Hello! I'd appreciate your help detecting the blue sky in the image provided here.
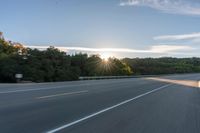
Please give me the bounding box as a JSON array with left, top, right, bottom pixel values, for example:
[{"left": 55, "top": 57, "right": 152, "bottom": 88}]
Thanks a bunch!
[{"left": 1, "top": 0, "right": 200, "bottom": 58}]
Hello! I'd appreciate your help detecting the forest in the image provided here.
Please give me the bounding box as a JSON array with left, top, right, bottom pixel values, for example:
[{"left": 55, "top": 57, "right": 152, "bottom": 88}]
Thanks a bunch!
[
  {"left": 1, "top": 32, "right": 200, "bottom": 83},
  {"left": 0, "top": 33, "right": 132, "bottom": 82}
]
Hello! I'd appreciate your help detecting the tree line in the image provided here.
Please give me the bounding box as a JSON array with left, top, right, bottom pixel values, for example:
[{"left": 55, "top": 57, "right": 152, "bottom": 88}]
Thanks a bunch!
[
  {"left": 123, "top": 57, "right": 200, "bottom": 75},
  {"left": 1, "top": 32, "right": 200, "bottom": 83},
  {"left": 0, "top": 33, "right": 132, "bottom": 82}
]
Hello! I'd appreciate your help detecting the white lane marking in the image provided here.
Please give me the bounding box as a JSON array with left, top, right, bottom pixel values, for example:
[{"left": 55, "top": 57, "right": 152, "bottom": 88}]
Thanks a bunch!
[
  {"left": 0, "top": 85, "right": 69, "bottom": 94},
  {"left": 46, "top": 84, "right": 172, "bottom": 133},
  {"left": 0, "top": 79, "right": 138, "bottom": 94},
  {"left": 37, "top": 90, "right": 88, "bottom": 99}
]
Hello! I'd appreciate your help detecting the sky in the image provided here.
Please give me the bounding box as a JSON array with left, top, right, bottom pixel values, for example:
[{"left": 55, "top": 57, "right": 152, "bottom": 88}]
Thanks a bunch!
[{"left": 1, "top": 0, "right": 200, "bottom": 58}]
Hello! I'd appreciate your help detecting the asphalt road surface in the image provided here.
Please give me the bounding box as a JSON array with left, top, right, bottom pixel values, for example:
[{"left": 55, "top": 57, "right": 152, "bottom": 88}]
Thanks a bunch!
[{"left": 0, "top": 74, "right": 200, "bottom": 133}]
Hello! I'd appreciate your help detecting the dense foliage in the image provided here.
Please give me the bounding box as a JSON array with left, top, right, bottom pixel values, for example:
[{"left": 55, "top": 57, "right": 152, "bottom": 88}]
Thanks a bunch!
[
  {"left": 0, "top": 33, "right": 132, "bottom": 82},
  {"left": 1, "top": 32, "right": 200, "bottom": 83},
  {"left": 123, "top": 58, "right": 200, "bottom": 75}
]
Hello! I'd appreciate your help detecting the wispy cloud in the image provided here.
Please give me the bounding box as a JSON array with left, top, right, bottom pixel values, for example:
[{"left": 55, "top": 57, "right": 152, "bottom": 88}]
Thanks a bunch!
[
  {"left": 154, "top": 32, "right": 200, "bottom": 41},
  {"left": 120, "top": 0, "right": 200, "bottom": 15},
  {"left": 26, "top": 45, "right": 193, "bottom": 54},
  {"left": 27, "top": 46, "right": 147, "bottom": 53},
  {"left": 150, "top": 45, "right": 193, "bottom": 53}
]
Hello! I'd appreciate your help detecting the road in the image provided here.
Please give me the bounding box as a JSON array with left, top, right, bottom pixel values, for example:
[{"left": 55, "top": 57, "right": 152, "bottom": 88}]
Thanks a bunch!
[{"left": 0, "top": 74, "right": 200, "bottom": 133}]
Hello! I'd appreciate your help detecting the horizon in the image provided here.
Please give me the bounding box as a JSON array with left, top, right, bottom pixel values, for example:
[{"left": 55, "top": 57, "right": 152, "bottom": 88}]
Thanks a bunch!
[
  {"left": 1, "top": 0, "right": 200, "bottom": 58},
  {"left": 22, "top": 45, "right": 200, "bottom": 59}
]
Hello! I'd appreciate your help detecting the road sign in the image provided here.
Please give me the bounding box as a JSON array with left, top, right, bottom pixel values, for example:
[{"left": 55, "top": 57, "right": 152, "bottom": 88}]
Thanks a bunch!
[{"left": 15, "top": 74, "right": 23, "bottom": 79}]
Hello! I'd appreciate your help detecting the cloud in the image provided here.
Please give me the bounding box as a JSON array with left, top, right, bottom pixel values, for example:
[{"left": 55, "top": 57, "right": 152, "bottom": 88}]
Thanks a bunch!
[
  {"left": 192, "top": 38, "right": 200, "bottom": 43},
  {"left": 25, "top": 45, "right": 193, "bottom": 54},
  {"left": 120, "top": 0, "right": 200, "bottom": 15},
  {"left": 150, "top": 45, "right": 194, "bottom": 53},
  {"left": 26, "top": 46, "right": 149, "bottom": 53},
  {"left": 154, "top": 32, "right": 200, "bottom": 41}
]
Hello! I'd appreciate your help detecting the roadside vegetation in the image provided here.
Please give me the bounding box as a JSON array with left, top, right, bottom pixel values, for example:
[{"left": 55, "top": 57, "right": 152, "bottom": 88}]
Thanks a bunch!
[
  {"left": 1, "top": 32, "right": 200, "bottom": 83},
  {"left": 123, "top": 58, "right": 200, "bottom": 75},
  {"left": 0, "top": 32, "right": 132, "bottom": 82}
]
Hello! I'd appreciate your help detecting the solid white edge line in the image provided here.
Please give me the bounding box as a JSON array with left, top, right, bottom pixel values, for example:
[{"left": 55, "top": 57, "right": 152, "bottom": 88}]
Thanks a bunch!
[
  {"left": 37, "top": 90, "right": 88, "bottom": 99},
  {"left": 46, "top": 84, "right": 172, "bottom": 133}
]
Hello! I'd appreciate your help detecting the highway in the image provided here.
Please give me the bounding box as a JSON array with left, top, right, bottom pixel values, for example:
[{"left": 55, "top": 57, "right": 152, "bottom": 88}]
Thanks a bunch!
[{"left": 0, "top": 74, "right": 200, "bottom": 133}]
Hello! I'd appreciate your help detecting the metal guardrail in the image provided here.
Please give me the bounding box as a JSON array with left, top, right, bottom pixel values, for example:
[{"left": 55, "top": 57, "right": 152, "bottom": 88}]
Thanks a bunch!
[
  {"left": 79, "top": 75, "right": 200, "bottom": 88},
  {"left": 78, "top": 74, "right": 186, "bottom": 80},
  {"left": 79, "top": 75, "right": 150, "bottom": 80}
]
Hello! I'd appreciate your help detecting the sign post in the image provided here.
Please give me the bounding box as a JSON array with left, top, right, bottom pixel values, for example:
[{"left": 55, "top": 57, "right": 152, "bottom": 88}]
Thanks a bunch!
[{"left": 15, "top": 74, "right": 23, "bottom": 83}]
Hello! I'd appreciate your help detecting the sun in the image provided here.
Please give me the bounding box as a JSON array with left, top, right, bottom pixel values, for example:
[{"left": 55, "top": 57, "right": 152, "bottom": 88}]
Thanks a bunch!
[{"left": 100, "top": 53, "right": 111, "bottom": 62}]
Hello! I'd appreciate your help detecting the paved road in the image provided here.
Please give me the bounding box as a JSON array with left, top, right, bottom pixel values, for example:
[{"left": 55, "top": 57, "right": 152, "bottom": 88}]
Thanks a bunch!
[{"left": 0, "top": 74, "right": 200, "bottom": 133}]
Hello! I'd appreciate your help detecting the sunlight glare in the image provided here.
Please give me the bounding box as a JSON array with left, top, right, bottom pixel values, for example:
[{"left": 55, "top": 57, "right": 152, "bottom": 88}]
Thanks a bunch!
[{"left": 100, "top": 53, "right": 111, "bottom": 62}]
